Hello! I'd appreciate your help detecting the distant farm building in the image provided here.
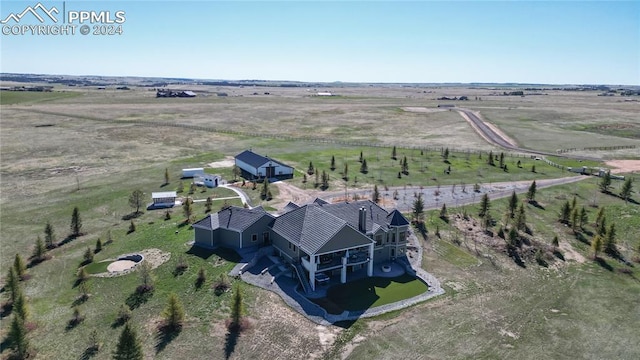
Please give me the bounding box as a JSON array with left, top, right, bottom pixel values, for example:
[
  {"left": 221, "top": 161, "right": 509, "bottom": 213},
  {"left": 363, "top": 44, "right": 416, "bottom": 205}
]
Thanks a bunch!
[
  {"left": 182, "top": 168, "right": 204, "bottom": 178},
  {"left": 437, "top": 104, "right": 455, "bottom": 108},
  {"left": 151, "top": 191, "right": 177, "bottom": 208},
  {"left": 316, "top": 92, "right": 333, "bottom": 96},
  {"left": 156, "top": 90, "right": 196, "bottom": 98},
  {"left": 235, "top": 150, "right": 294, "bottom": 181}
]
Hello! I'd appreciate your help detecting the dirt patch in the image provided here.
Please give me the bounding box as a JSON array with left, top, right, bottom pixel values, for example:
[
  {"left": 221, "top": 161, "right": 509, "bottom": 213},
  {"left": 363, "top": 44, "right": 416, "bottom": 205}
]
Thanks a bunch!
[
  {"left": 272, "top": 181, "right": 318, "bottom": 210},
  {"left": 107, "top": 260, "right": 137, "bottom": 272},
  {"left": 558, "top": 241, "right": 586, "bottom": 264},
  {"left": 604, "top": 160, "right": 640, "bottom": 174},
  {"left": 208, "top": 157, "right": 235, "bottom": 168}
]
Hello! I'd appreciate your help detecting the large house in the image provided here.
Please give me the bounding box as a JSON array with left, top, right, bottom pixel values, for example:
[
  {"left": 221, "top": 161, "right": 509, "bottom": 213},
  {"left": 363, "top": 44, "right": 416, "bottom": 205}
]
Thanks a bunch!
[
  {"left": 235, "top": 150, "right": 294, "bottom": 181},
  {"left": 193, "top": 199, "right": 411, "bottom": 292}
]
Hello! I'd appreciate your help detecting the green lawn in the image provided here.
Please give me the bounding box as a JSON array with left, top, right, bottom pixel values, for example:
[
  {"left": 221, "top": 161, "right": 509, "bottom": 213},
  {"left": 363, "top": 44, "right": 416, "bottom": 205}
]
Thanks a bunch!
[
  {"left": 83, "top": 260, "right": 111, "bottom": 274},
  {"left": 316, "top": 274, "right": 428, "bottom": 314}
]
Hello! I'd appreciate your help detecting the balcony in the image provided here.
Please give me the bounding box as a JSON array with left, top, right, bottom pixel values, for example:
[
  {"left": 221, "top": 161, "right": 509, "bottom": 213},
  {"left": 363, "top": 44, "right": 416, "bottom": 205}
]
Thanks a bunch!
[{"left": 346, "top": 252, "right": 370, "bottom": 265}]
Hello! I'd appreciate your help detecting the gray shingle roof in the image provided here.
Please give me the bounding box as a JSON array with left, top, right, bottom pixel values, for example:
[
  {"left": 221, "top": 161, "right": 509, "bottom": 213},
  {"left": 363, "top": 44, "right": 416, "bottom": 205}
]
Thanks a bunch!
[
  {"left": 235, "top": 150, "right": 291, "bottom": 170},
  {"left": 192, "top": 206, "right": 272, "bottom": 232},
  {"left": 272, "top": 200, "right": 409, "bottom": 255}
]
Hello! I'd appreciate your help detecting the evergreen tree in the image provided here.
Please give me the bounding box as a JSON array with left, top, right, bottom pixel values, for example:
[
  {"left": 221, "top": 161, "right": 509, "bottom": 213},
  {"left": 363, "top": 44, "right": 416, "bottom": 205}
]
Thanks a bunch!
[
  {"left": 571, "top": 196, "right": 578, "bottom": 212},
  {"left": 391, "top": 146, "right": 397, "bottom": 160},
  {"left": 137, "top": 261, "right": 154, "bottom": 293},
  {"left": 603, "top": 223, "right": 617, "bottom": 255},
  {"left": 552, "top": 235, "right": 559, "bottom": 248},
  {"left": 599, "top": 171, "right": 612, "bottom": 193},
  {"left": 113, "top": 323, "right": 143, "bottom": 360},
  {"left": 595, "top": 207, "right": 606, "bottom": 228},
  {"left": 596, "top": 215, "right": 607, "bottom": 237},
  {"left": 508, "top": 191, "right": 518, "bottom": 218},
  {"left": 359, "top": 151, "right": 363, "bottom": 163},
  {"left": 70, "top": 206, "right": 82, "bottom": 237},
  {"left": 439, "top": 203, "right": 448, "bottom": 220},
  {"left": 402, "top": 156, "right": 409, "bottom": 174},
  {"left": 531, "top": 164, "right": 536, "bottom": 173},
  {"left": 571, "top": 207, "right": 579, "bottom": 233},
  {"left": 479, "top": 193, "right": 490, "bottom": 218},
  {"left": 6, "top": 267, "right": 20, "bottom": 304},
  {"left": 106, "top": 229, "right": 113, "bottom": 244},
  {"left": 32, "top": 236, "right": 46, "bottom": 261},
  {"left": 591, "top": 234, "right": 603, "bottom": 258},
  {"left": 8, "top": 315, "right": 30, "bottom": 359},
  {"left": 13, "top": 254, "right": 27, "bottom": 279},
  {"left": 330, "top": 155, "right": 336, "bottom": 171},
  {"left": 343, "top": 163, "right": 349, "bottom": 180},
  {"left": 499, "top": 152, "right": 505, "bottom": 168},
  {"left": 77, "top": 267, "right": 90, "bottom": 283},
  {"left": 620, "top": 177, "right": 634, "bottom": 203},
  {"left": 412, "top": 193, "right": 425, "bottom": 222},
  {"left": 182, "top": 197, "right": 193, "bottom": 223},
  {"left": 526, "top": 180, "right": 537, "bottom": 202},
  {"left": 515, "top": 204, "right": 527, "bottom": 231},
  {"left": 559, "top": 201, "right": 571, "bottom": 224},
  {"left": 372, "top": 184, "right": 380, "bottom": 203},
  {"left": 483, "top": 212, "right": 493, "bottom": 230},
  {"left": 162, "top": 293, "right": 185, "bottom": 331},
  {"left": 443, "top": 147, "right": 449, "bottom": 161},
  {"left": 232, "top": 165, "right": 241, "bottom": 181},
  {"left": 307, "top": 162, "right": 314, "bottom": 175},
  {"left": 128, "top": 189, "right": 144, "bottom": 214},
  {"left": 164, "top": 168, "right": 170, "bottom": 185},
  {"left": 83, "top": 247, "right": 94, "bottom": 264},
  {"left": 579, "top": 206, "right": 588, "bottom": 229},
  {"left": 128, "top": 220, "right": 136, "bottom": 233},
  {"left": 360, "top": 159, "right": 368, "bottom": 174},
  {"left": 95, "top": 238, "right": 103, "bottom": 253},
  {"left": 261, "top": 178, "right": 271, "bottom": 200},
  {"left": 44, "top": 221, "right": 56, "bottom": 249},
  {"left": 205, "top": 196, "right": 212, "bottom": 212},
  {"left": 321, "top": 170, "right": 329, "bottom": 190},
  {"left": 487, "top": 151, "right": 495, "bottom": 166}
]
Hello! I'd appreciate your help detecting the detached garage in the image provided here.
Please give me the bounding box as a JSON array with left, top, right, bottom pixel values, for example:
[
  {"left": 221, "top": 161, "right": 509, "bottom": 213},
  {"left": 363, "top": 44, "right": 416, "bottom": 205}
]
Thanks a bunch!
[{"left": 235, "top": 150, "right": 294, "bottom": 181}]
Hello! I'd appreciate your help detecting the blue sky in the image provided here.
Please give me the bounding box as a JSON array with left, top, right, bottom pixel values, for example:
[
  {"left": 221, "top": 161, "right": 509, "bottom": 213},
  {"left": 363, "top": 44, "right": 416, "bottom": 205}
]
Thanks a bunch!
[{"left": 1, "top": 1, "right": 638, "bottom": 84}]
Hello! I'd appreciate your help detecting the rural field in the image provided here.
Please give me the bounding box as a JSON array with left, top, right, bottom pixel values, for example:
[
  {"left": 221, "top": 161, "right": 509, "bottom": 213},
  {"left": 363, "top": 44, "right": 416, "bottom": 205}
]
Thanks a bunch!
[{"left": 1, "top": 82, "right": 639, "bottom": 360}]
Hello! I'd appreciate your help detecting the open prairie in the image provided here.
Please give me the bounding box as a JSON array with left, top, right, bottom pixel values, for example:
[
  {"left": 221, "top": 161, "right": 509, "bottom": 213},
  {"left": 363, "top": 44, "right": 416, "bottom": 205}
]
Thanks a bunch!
[{"left": 1, "top": 83, "right": 639, "bottom": 360}]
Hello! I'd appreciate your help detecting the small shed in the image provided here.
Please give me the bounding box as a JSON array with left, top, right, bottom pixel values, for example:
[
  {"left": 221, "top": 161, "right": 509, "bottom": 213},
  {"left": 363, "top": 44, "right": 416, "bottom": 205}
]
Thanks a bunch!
[
  {"left": 182, "top": 168, "right": 204, "bottom": 178},
  {"left": 194, "top": 173, "right": 221, "bottom": 188},
  {"left": 152, "top": 191, "right": 177, "bottom": 208}
]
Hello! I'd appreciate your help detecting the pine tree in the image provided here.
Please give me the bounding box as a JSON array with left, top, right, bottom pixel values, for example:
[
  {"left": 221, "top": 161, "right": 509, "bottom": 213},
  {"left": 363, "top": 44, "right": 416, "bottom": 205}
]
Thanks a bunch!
[
  {"left": 412, "top": 193, "right": 424, "bottom": 222},
  {"left": 499, "top": 152, "right": 505, "bottom": 168},
  {"left": 487, "top": 151, "right": 495, "bottom": 166},
  {"left": 571, "top": 207, "right": 579, "bottom": 233},
  {"left": 595, "top": 207, "right": 605, "bottom": 228},
  {"left": 315, "top": 170, "right": 320, "bottom": 188},
  {"left": 531, "top": 164, "right": 536, "bottom": 173},
  {"left": 70, "top": 206, "right": 82, "bottom": 237},
  {"left": 620, "top": 177, "right": 633, "bottom": 204},
  {"left": 77, "top": 267, "right": 89, "bottom": 283},
  {"left": 343, "top": 162, "right": 349, "bottom": 180},
  {"left": 162, "top": 293, "right": 185, "bottom": 331},
  {"left": 182, "top": 197, "right": 193, "bottom": 223},
  {"left": 195, "top": 267, "right": 206, "bottom": 288},
  {"left": 307, "top": 162, "right": 314, "bottom": 175},
  {"left": 599, "top": 171, "right": 612, "bottom": 193},
  {"left": 603, "top": 223, "right": 617, "bottom": 255},
  {"left": 571, "top": 196, "right": 578, "bottom": 212},
  {"left": 443, "top": 147, "right": 449, "bottom": 161},
  {"left": 359, "top": 151, "right": 363, "bottom": 163},
  {"left": 330, "top": 155, "right": 336, "bottom": 171},
  {"left": 95, "top": 238, "right": 103, "bottom": 253},
  {"left": 591, "top": 234, "right": 603, "bottom": 258},
  {"left": 391, "top": 146, "right": 397, "bottom": 160},
  {"left": 321, "top": 170, "right": 329, "bottom": 190},
  {"left": 261, "top": 178, "right": 271, "bottom": 200},
  {"left": 552, "top": 235, "right": 559, "bottom": 248},
  {"left": 508, "top": 191, "right": 518, "bottom": 218},
  {"left": 113, "top": 323, "right": 143, "bottom": 360},
  {"left": 526, "top": 180, "right": 537, "bottom": 202},
  {"left": 44, "top": 221, "right": 56, "bottom": 249},
  {"left": 402, "top": 156, "right": 409, "bottom": 174},
  {"left": 32, "top": 236, "right": 46, "bottom": 261},
  {"left": 372, "top": 184, "right": 380, "bottom": 203},
  {"left": 515, "top": 204, "right": 527, "bottom": 231},
  {"left": 164, "top": 168, "right": 170, "bottom": 185},
  {"left": 479, "top": 193, "right": 490, "bottom": 217},
  {"left": 579, "top": 206, "right": 588, "bottom": 229},
  {"left": 8, "top": 315, "right": 30, "bottom": 359},
  {"left": 559, "top": 201, "right": 571, "bottom": 224},
  {"left": 128, "top": 220, "right": 136, "bottom": 233},
  {"left": 84, "top": 247, "right": 94, "bottom": 264},
  {"left": 440, "top": 203, "right": 448, "bottom": 220},
  {"left": 6, "top": 267, "right": 20, "bottom": 304},
  {"left": 137, "top": 261, "right": 154, "bottom": 293},
  {"left": 360, "top": 159, "right": 368, "bottom": 174},
  {"left": 596, "top": 215, "right": 607, "bottom": 237},
  {"left": 106, "top": 229, "right": 113, "bottom": 244},
  {"left": 205, "top": 196, "right": 212, "bottom": 212},
  {"left": 13, "top": 254, "right": 27, "bottom": 279}
]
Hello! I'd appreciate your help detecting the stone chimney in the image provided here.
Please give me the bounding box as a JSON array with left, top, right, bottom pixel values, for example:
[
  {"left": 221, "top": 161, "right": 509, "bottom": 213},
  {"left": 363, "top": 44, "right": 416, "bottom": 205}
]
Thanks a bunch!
[{"left": 359, "top": 207, "right": 367, "bottom": 232}]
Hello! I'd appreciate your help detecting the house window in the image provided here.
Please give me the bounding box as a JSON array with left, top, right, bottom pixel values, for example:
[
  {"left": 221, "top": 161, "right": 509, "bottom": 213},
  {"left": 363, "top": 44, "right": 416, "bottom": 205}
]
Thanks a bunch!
[
  {"left": 251, "top": 234, "right": 258, "bottom": 242},
  {"left": 293, "top": 245, "right": 297, "bottom": 252},
  {"left": 391, "top": 233, "right": 396, "bottom": 243},
  {"left": 375, "top": 235, "right": 383, "bottom": 247},
  {"left": 399, "top": 232, "right": 406, "bottom": 242}
]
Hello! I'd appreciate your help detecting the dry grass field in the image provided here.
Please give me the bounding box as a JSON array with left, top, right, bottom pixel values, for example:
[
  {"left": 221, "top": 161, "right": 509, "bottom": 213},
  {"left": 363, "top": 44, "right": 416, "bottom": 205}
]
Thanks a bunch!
[{"left": 1, "top": 83, "right": 639, "bottom": 360}]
